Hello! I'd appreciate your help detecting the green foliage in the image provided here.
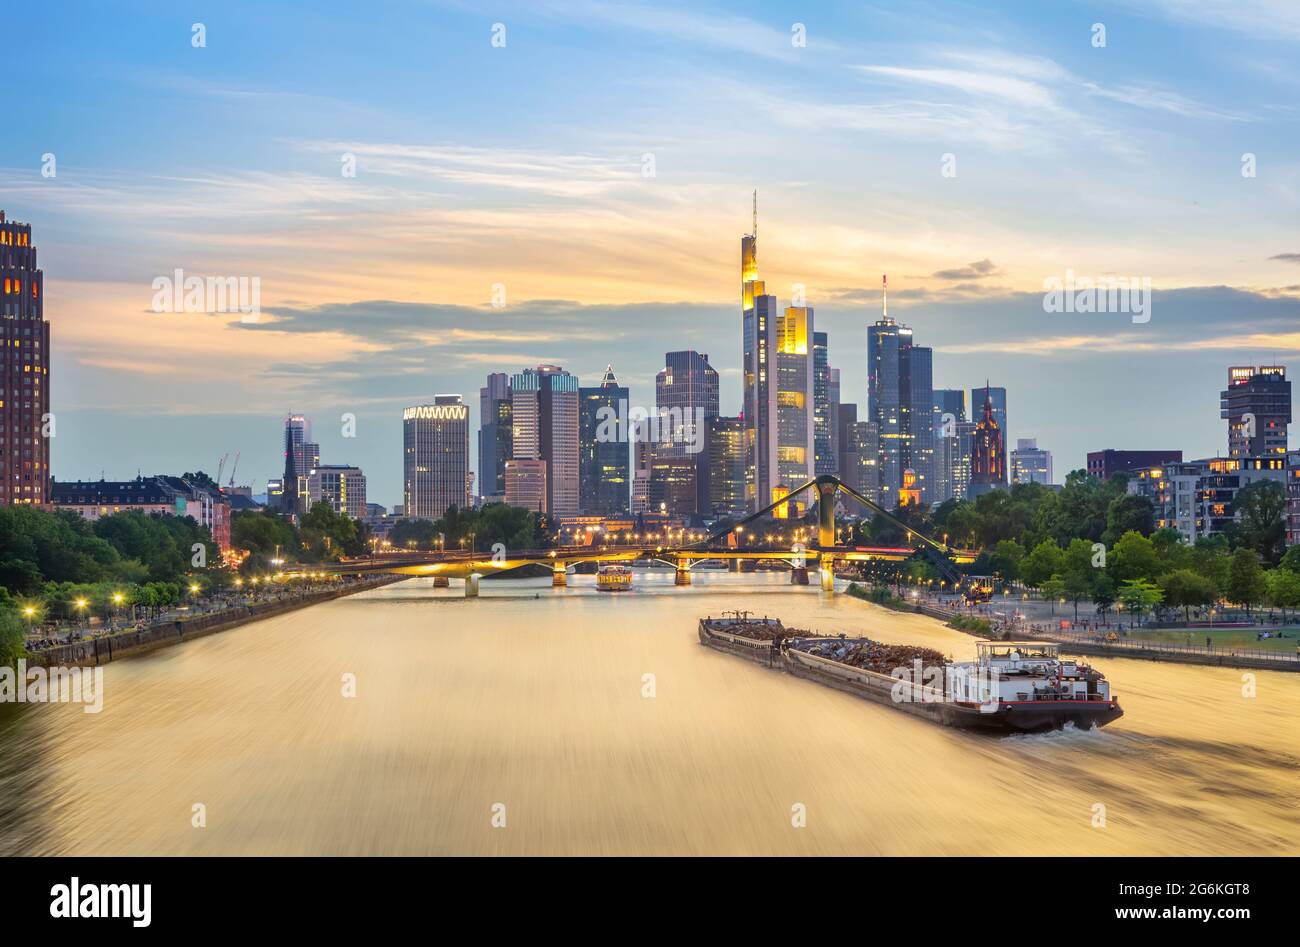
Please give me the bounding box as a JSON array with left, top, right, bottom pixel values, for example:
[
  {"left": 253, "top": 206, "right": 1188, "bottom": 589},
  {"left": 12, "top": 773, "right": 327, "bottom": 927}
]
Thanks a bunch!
[
  {"left": 1226, "top": 480, "right": 1287, "bottom": 565},
  {"left": 1158, "top": 569, "right": 1218, "bottom": 621},
  {"left": 0, "top": 608, "right": 24, "bottom": 668},
  {"left": 388, "top": 504, "right": 548, "bottom": 553},
  {"left": 1118, "top": 579, "right": 1163, "bottom": 622},
  {"left": 1224, "top": 547, "right": 1268, "bottom": 615}
]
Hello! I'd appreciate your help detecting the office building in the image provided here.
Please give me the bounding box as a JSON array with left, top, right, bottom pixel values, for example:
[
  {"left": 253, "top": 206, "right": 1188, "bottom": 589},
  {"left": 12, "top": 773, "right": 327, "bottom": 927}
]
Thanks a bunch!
[
  {"left": 1221, "top": 365, "right": 1290, "bottom": 458},
  {"left": 478, "top": 373, "right": 512, "bottom": 502},
  {"left": 814, "top": 332, "right": 836, "bottom": 476},
  {"left": 741, "top": 196, "right": 779, "bottom": 512},
  {"left": 579, "top": 365, "right": 630, "bottom": 514},
  {"left": 867, "top": 276, "right": 933, "bottom": 505},
  {"left": 0, "top": 211, "right": 50, "bottom": 506},
  {"left": 511, "top": 365, "right": 579, "bottom": 516},
  {"left": 504, "top": 459, "right": 547, "bottom": 514},
  {"left": 703, "top": 415, "right": 746, "bottom": 518},
  {"left": 306, "top": 465, "right": 367, "bottom": 519},
  {"left": 403, "top": 395, "right": 470, "bottom": 520},
  {"left": 1086, "top": 449, "right": 1183, "bottom": 482},
  {"left": 1010, "top": 438, "right": 1053, "bottom": 485}
]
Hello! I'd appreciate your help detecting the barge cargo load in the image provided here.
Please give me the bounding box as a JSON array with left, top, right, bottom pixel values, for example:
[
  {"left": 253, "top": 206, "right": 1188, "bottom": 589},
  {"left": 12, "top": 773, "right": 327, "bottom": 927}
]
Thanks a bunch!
[
  {"left": 698, "top": 614, "right": 1124, "bottom": 733},
  {"left": 697, "top": 611, "right": 793, "bottom": 667}
]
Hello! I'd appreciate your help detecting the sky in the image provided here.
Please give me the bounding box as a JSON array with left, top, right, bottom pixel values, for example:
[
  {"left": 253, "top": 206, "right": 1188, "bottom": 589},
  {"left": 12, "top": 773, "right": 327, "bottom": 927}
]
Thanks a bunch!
[{"left": 4, "top": 0, "right": 1300, "bottom": 507}]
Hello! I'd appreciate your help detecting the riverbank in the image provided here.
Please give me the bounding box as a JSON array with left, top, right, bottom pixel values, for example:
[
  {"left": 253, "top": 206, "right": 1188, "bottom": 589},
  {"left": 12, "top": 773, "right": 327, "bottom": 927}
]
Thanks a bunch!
[
  {"left": 846, "top": 583, "right": 1300, "bottom": 672},
  {"left": 25, "top": 574, "right": 405, "bottom": 668}
]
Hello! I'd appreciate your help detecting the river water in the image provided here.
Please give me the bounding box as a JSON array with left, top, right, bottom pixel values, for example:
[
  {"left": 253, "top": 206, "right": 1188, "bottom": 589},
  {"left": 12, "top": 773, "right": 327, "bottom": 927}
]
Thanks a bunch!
[{"left": 1, "top": 572, "right": 1297, "bottom": 855}]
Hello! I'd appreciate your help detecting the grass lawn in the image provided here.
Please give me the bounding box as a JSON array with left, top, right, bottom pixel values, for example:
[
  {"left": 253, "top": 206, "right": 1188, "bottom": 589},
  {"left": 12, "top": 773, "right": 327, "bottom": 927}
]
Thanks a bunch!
[{"left": 1128, "top": 627, "right": 1300, "bottom": 653}]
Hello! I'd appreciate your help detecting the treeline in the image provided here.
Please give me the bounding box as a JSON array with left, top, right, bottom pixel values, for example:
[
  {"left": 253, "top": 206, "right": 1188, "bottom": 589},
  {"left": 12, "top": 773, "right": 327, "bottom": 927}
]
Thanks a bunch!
[
  {"left": 232, "top": 502, "right": 369, "bottom": 571},
  {"left": 867, "top": 471, "right": 1296, "bottom": 622},
  {"left": 386, "top": 503, "right": 550, "bottom": 552}
]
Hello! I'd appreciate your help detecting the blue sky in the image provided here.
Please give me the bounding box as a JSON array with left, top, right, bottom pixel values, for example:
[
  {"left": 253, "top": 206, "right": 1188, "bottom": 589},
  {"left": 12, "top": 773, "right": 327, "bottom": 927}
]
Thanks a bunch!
[{"left": 4, "top": 0, "right": 1300, "bottom": 505}]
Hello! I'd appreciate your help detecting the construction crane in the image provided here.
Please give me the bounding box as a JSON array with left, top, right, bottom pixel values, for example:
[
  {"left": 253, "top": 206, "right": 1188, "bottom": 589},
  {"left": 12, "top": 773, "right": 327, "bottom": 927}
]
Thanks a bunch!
[
  {"left": 216, "top": 453, "right": 228, "bottom": 485},
  {"left": 227, "top": 451, "right": 240, "bottom": 488}
]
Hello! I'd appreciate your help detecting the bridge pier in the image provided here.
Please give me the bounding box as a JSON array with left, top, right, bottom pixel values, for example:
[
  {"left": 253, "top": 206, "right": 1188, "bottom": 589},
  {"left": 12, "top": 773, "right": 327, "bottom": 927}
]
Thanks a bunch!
[
  {"left": 552, "top": 565, "right": 568, "bottom": 588},
  {"left": 820, "top": 553, "right": 835, "bottom": 593},
  {"left": 432, "top": 576, "right": 450, "bottom": 588},
  {"left": 791, "top": 567, "right": 809, "bottom": 585},
  {"left": 465, "top": 573, "right": 480, "bottom": 598},
  {"left": 675, "top": 567, "right": 692, "bottom": 586}
]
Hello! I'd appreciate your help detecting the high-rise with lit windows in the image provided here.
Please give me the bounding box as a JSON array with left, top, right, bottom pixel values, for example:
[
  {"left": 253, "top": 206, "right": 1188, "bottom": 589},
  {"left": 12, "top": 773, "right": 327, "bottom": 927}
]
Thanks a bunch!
[
  {"left": 868, "top": 276, "right": 933, "bottom": 506},
  {"left": 0, "top": 211, "right": 50, "bottom": 506},
  {"left": 403, "top": 395, "right": 470, "bottom": 519},
  {"left": 1221, "top": 365, "right": 1290, "bottom": 458}
]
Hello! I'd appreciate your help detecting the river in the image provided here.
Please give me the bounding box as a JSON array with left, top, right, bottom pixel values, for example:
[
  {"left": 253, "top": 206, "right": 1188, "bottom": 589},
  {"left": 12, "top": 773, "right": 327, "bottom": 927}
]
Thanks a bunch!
[{"left": 1, "top": 572, "right": 1297, "bottom": 855}]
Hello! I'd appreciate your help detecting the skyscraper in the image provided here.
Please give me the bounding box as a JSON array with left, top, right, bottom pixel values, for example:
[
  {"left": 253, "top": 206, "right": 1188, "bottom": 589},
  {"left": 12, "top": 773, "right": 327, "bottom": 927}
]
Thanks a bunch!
[
  {"left": 403, "top": 395, "right": 470, "bottom": 519},
  {"left": 703, "top": 415, "right": 747, "bottom": 517},
  {"left": 0, "top": 211, "right": 49, "bottom": 506},
  {"left": 511, "top": 365, "right": 579, "bottom": 516},
  {"left": 280, "top": 414, "right": 310, "bottom": 515},
  {"left": 644, "top": 351, "right": 719, "bottom": 516},
  {"left": 579, "top": 365, "right": 630, "bottom": 514},
  {"left": 741, "top": 194, "right": 779, "bottom": 512},
  {"left": 306, "top": 465, "right": 368, "bottom": 519},
  {"left": 813, "top": 331, "right": 836, "bottom": 476},
  {"left": 776, "top": 305, "right": 816, "bottom": 507},
  {"left": 826, "top": 365, "right": 841, "bottom": 474},
  {"left": 868, "top": 276, "right": 933, "bottom": 506},
  {"left": 478, "top": 372, "right": 512, "bottom": 502},
  {"left": 1221, "top": 365, "right": 1290, "bottom": 458}
]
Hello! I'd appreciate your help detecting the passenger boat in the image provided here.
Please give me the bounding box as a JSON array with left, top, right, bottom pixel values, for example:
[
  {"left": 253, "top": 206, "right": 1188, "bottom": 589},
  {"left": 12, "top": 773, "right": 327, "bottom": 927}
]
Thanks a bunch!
[{"left": 596, "top": 564, "right": 633, "bottom": 591}]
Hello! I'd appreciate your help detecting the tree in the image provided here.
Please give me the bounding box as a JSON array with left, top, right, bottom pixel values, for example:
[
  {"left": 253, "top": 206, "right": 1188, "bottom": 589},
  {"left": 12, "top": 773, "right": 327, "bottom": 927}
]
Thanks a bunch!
[
  {"left": 988, "top": 539, "right": 1025, "bottom": 582},
  {"left": 1103, "top": 494, "right": 1155, "bottom": 546},
  {"left": 1265, "top": 568, "right": 1300, "bottom": 623},
  {"left": 1020, "top": 539, "right": 1064, "bottom": 589},
  {"left": 1224, "top": 547, "right": 1267, "bottom": 617},
  {"left": 1159, "top": 569, "right": 1218, "bottom": 623},
  {"left": 1227, "top": 480, "right": 1287, "bottom": 565},
  {"left": 1118, "top": 578, "right": 1163, "bottom": 627},
  {"left": 1109, "top": 530, "right": 1158, "bottom": 583},
  {"left": 1040, "top": 576, "right": 1066, "bottom": 615},
  {"left": 0, "top": 608, "right": 23, "bottom": 669},
  {"left": 1279, "top": 544, "right": 1300, "bottom": 576},
  {"left": 1091, "top": 573, "right": 1117, "bottom": 621}
]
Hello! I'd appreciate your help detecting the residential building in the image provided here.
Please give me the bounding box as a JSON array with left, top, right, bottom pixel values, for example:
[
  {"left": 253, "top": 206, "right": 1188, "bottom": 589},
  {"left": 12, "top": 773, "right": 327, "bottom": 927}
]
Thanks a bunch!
[
  {"left": 1221, "top": 365, "right": 1290, "bottom": 458},
  {"left": 1129, "top": 456, "right": 1288, "bottom": 544},
  {"left": 1086, "top": 449, "right": 1183, "bottom": 482}
]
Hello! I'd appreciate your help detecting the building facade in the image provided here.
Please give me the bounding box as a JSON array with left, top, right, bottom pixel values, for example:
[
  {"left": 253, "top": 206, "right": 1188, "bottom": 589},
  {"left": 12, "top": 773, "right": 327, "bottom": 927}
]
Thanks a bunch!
[
  {"left": 867, "top": 277, "right": 933, "bottom": 506},
  {"left": 1129, "top": 456, "right": 1288, "bottom": 544},
  {"left": 1086, "top": 449, "right": 1184, "bottom": 482},
  {"left": 52, "top": 475, "right": 231, "bottom": 550},
  {"left": 511, "top": 365, "right": 579, "bottom": 516},
  {"left": 1010, "top": 438, "right": 1053, "bottom": 485},
  {"left": 1221, "top": 365, "right": 1290, "bottom": 458},
  {"left": 306, "top": 465, "right": 367, "bottom": 519},
  {"left": 403, "top": 395, "right": 471, "bottom": 520},
  {"left": 1, "top": 211, "right": 50, "bottom": 506},
  {"left": 579, "top": 365, "right": 630, "bottom": 515},
  {"left": 478, "top": 373, "right": 512, "bottom": 502},
  {"left": 967, "top": 388, "right": 1006, "bottom": 499},
  {"left": 703, "top": 415, "right": 746, "bottom": 518},
  {"left": 776, "top": 306, "right": 816, "bottom": 508},
  {"left": 741, "top": 205, "right": 779, "bottom": 512}
]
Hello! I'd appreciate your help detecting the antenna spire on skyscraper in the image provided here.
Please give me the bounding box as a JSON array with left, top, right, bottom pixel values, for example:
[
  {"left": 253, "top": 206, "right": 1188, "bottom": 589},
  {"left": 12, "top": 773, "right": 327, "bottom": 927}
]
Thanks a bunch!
[
  {"left": 752, "top": 189, "right": 757, "bottom": 240},
  {"left": 882, "top": 274, "right": 888, "bottom": 319}
]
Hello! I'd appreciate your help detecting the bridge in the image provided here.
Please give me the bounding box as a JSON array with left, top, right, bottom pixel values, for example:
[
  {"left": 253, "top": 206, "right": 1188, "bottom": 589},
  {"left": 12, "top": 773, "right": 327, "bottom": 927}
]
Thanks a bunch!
[{"left": 294, "top": 475, "right": 978, "bottom": 595}]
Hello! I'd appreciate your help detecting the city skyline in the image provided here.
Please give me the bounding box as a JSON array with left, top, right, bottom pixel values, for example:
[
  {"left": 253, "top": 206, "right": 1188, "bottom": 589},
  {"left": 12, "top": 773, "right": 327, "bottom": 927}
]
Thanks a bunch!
[{"left": 6, "top": 1, "right": 1300, "bottom": 505}]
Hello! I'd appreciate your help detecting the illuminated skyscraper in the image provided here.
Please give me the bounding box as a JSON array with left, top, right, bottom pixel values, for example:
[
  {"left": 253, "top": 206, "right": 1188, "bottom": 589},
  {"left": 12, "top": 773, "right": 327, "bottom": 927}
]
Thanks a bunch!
[
  {"left": 776, "top": 304, "right": 815, "bottom": 505},
  {"left": 403, "top": 395, "right": 470, "bottom": 519},
  {"left": 478, "top": 373, "right": 512, "bottom": 502},
  {"left": 579, "top": 365, "right": 630, "bottom": 514},
  {"left": 0, "top": 211, "right": 49, "bottom": 506},
  {"left": 868, "top": 276, "right": 933, "bottom": 506},
  {"left": 741, "top": 193, "right": 779, "bottom": 511},
  {"left": 511, "top": 365, "right": 579, "bottom": 516}
]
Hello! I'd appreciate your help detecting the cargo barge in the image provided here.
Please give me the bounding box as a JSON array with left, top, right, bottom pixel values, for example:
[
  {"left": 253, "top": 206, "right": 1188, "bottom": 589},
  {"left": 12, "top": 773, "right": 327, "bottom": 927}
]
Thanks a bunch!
[{"left": 699, "top": 615, "right": 1123, "bottom": 733}]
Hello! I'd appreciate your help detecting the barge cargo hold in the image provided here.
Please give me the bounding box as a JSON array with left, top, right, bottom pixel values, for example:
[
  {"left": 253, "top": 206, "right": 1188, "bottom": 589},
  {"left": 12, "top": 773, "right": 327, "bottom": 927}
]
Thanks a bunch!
[{"left": 698, "top": 616, "right": 1124, "bottom": 734}]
